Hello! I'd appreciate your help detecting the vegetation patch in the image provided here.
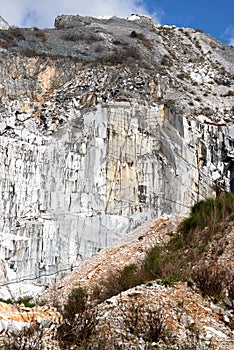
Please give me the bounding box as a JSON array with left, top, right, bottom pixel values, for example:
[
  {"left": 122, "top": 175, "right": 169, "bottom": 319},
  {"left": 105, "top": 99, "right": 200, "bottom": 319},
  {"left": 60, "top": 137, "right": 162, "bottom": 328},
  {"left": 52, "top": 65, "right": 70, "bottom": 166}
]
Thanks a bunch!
[
  {"left": 179, "top": 192, "right": 234, "bottom": 236},
  {"left": 61, "top": 31, "right": 102, "bottom": 44},
  {"left": 57, "top": 287, "right": 98, "bottom": 349},
  {"left": 129, "top": 30, "right": 153, "bottom": 49},
  {"left": 93, "top": 193, "right": 234, "bottom": 303},
  {"left": 0, "top": 297, "right": 13, "bottom": 304},
  {"left": 93, "top": 263, "right": 145, "bottom": 303},
  {"left": 17, "top": 296, "right": 35, "bottom": 308}
]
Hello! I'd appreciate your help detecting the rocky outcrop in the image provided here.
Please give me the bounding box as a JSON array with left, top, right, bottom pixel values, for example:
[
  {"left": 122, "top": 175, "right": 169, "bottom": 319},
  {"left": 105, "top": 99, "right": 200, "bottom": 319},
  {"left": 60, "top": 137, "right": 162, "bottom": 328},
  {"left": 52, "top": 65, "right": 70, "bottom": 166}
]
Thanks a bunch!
[
  {"left": 0, "top": 16, "right": 9, "bottom": 30},
  {"left": 0, "top": 15, "right": 233, "bottom": 298}
]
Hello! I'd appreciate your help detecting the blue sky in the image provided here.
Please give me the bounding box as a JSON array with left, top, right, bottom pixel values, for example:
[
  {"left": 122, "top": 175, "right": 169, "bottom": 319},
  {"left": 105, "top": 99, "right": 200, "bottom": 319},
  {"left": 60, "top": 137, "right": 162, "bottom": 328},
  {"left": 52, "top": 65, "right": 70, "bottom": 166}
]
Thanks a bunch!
[
  {"left": 144, "top": 0, "right": 234, "bottom": 45},
  {"left": 0, "top": 0, "right": 233, "bottom": 45}
]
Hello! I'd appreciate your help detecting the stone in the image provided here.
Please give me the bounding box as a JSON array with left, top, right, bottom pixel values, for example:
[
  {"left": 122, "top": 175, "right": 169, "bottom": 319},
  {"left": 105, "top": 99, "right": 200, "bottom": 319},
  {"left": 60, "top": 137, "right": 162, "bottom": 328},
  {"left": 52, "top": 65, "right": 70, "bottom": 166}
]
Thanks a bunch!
[
  {"left": 223, "top": 314, "right": 230, "bottom": 323},
  {"left": 0, "top": 122, "right": 6, "bottom": 133},
  {"left": 204, "top": 326, "right": 228, "bottom": 339},
  {"left": 181, "top": 314, "right": 195, "bottom": 328},
  {"left": 0, "top": 16, "right": 9, "bottom": 30}
]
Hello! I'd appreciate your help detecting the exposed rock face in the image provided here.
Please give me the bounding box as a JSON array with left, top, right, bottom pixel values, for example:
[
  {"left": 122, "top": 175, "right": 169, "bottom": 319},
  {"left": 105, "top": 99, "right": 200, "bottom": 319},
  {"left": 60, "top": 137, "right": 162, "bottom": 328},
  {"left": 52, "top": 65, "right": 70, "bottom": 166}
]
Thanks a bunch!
[
  {"left": 0, "top": 15, "right": 233, "bottom": 297},
  {"left": 0, "top": 16, "right": 9, "bottom": 30}
]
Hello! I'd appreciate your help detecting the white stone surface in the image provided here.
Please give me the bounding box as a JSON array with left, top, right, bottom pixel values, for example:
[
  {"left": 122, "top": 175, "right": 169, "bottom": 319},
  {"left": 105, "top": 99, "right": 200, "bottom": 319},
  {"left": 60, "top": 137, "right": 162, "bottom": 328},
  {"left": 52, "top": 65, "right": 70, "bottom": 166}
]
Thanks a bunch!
[
  {"left": 0, "top": 16, "right": 9, "bottom": 30},
  {"left": 0, "top": 101, "right": 232, "bottom": 298}
]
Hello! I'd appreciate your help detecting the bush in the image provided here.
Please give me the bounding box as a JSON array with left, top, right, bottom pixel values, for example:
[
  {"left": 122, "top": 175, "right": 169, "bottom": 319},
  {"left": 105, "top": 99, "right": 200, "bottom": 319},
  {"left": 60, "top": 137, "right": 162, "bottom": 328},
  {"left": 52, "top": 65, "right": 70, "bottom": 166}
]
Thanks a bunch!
[
  {"left": 92, "top": 195, "right": 233, "bottom": 308},
  {"left": 143, "top": 243, "right": 183, "bottom": 284},
  {"left": 17, "top": 296, "right": 35, "bottom": 308},
  {"left": 119, "top": 299, "right": 166, "bottom": 344},
  {"left": 93, "top": 263, "right": 145, "bottom": 303},
  {"left": 130, "top": 30, "right": 139, "bottom": 38},
  {"left": 167, "top": 234, "right": 183, "bottom": 250},
  {"left": 57, "top": 287, "right": 98, "bottom": 349},
  {"left": 143, "top": 246, "right": 163, "bottom": 279},
  {"left": 200, "top": 106, "right": 213, "bottom": 116},
  {"left": 221, "top": 90, "right": 234, "bottom": 97},
  {"left": 192, "top": 264, "right": 226, "bottom": 300},
  {"left": 62, "top": 287, "right": 88, "bottom": 321},
  {"left": 226, "top": 273, "right": 234, "bottom": 308},
  {"left": 143, "top": 306, "right": 166, "bottom": 343},
  {"left": 0, "top": 297, "right": 13, "bottom": 304},
  {"left": 103, "top": 44, "right": 140, "bottom": 64},
  {"left": 161, "top": 54, "right": 172, "bottom": 66},
  {"left": 62, "top": 32, "right": 83, "bottom": 41},
  {"left": 162, "top": 275, "right": 179, "bottom": 287},
  {"left": 194, "top": 28, "right": 204, "bottom": 33},
  {"left": 0, "top": 30, "right": 14, "bottom": 48},
  {"left": 179, "top": 193, "right": 234, "bottom": 236},
  {"left": 179, "top": 329, "right": 208, "bottom": 350},
  {"left": 129, "top": 31, "right": 153, "bottom": 50}
]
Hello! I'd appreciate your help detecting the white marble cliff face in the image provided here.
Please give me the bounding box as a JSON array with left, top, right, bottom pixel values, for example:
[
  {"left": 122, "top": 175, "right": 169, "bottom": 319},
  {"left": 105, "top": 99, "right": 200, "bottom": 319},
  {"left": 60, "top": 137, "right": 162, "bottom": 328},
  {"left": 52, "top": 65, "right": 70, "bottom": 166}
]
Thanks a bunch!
[
  {"left": 0, "top": 15, "right": 233, "bottom": 298},
  {"left": 0, "top": 101, "right": 232, "bottom": 298}
]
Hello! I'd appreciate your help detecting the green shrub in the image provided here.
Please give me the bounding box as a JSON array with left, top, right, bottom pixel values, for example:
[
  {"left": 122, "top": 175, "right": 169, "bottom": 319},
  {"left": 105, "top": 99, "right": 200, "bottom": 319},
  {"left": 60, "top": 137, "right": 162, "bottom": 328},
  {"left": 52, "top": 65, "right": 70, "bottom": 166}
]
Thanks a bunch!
[
  {"left": 58, "top": 287, "right": 98, "bottom": 349},
  {"left": 143, "top": 244, "right": 183, "bottom": 285},
  {"left": 62, "top": 287, "right": 88, "bottom": 321},
  {"left": 143, "top": 246, "right": 163, "bottom": 279},
  {"left": 161, "top": 275, "right": 179, "bottom": 287},
  {"left": 167, "top": 234, "right": 183, "bottom": 250},
  {"left": 0, "top": 297, "right": 13, "bottom": 304},
  {"left": 179, "top": 193, "right": 234, "bottom": 235},
  {"left": 17, "top": 296, "right": 35, "bottom": 308},
  {"left": 117, "top": 263, "right": 141, "bottom": 289},
  {"left": 93, "top": 263, "right": 145, "bottom": 303}
]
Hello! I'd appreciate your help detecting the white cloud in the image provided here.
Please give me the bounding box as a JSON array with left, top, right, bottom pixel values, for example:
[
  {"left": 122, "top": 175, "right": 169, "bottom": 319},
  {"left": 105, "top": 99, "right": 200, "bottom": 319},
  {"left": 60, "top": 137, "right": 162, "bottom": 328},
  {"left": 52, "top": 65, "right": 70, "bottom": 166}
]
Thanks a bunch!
[
  {"left": 229, "top": 36, "right": 234, "bottom": 46},
  {"left": 0, "top": 0, "right": 160, "bottom": 28},
  {"left": 223, "top": 26, "right": 234, "bottom": 46}
]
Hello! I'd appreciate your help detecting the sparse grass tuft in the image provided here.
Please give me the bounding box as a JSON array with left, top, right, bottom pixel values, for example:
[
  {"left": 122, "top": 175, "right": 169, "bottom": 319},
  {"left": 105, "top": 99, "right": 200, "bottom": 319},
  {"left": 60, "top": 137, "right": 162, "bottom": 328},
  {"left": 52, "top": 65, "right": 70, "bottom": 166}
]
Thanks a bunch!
[{"left": 179, "top": 193, "right": 234, "bottom": 236}]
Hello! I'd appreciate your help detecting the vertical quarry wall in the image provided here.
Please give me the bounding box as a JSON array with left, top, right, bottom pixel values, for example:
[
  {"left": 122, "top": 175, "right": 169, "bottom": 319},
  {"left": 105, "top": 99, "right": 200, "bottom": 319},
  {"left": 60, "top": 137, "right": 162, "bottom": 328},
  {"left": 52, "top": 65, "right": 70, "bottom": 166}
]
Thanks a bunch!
[{"left": 0, "top": 101, "right": 232, "bottom": 297}]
